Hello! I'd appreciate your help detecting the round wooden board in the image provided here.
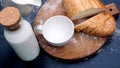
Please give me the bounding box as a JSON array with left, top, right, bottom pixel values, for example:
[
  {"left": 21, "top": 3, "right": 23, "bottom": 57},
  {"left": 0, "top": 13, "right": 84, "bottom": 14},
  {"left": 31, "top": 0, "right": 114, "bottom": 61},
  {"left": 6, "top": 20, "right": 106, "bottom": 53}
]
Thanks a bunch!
[{"left": 33, "top": 0, "right": 107, "bottom": 60}]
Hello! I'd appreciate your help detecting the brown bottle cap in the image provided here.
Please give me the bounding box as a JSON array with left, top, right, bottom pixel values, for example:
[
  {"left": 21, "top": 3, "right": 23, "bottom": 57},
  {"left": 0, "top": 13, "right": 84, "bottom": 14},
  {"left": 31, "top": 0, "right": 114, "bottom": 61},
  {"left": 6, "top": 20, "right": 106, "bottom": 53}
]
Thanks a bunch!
[{"left": 0, "top": 7, "right": 20, "bottom": 30}]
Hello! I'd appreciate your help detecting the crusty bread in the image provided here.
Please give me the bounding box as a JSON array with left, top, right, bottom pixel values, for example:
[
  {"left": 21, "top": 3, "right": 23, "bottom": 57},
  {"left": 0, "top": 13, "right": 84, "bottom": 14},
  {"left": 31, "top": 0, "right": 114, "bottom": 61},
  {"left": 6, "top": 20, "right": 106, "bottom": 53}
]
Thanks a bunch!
[
  {"left": 75, "top": 12, "right": 116, "bottom": 37},
  {"left": 82, "top": 12, "right": 108, "bottom": 34},
  {"left": 90, "top": 14, "right": 116, "bottom": 37},
  {"left": 63, "top": 0, "right": 105, "bottom": 20},
  {"left": 75, "top": 12, "right": 106, "bottom": 32}
]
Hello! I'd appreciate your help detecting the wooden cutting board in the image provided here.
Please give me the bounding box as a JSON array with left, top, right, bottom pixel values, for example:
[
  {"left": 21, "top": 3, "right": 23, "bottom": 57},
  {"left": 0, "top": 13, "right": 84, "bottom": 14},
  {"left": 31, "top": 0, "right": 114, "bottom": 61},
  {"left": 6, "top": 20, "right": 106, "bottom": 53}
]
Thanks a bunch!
[{"left": 34, "top": 0, "right": 119, "bottom": 60}]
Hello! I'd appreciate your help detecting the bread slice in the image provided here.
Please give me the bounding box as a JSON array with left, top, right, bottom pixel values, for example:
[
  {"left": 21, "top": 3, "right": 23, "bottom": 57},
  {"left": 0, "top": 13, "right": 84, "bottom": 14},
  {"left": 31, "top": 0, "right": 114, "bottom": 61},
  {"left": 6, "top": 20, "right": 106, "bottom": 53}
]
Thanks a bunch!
[
  {"left": 75, "top": 12, "right": 106, "bottom": 32},
  {"left": 75, "top": 12, "right": 116, "bottom": 37},
  {"left": 83, "top": 13, "right": 109, "bottom": 34},
  {"left": 63, "top": 0, "right": 105, "bottom": 20},
  {"left": 90, "top": 14, "right": 116, "bottom": 37}
]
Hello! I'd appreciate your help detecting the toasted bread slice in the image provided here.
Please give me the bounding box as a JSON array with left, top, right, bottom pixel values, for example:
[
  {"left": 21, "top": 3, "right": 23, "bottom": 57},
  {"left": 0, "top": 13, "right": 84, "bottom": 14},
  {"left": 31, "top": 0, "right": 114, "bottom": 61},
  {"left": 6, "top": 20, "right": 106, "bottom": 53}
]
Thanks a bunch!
[{"left": 63, "top": 0, "right": 105, "bottom": 20}]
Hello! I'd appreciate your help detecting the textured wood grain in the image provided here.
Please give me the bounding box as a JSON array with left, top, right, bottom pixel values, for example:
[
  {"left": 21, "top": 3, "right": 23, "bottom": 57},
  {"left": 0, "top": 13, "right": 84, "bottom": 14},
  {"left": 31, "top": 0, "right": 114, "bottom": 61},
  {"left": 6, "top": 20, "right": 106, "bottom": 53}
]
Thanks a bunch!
[{"left": 105, "top": 3, "right": 119, "bottom": 15}]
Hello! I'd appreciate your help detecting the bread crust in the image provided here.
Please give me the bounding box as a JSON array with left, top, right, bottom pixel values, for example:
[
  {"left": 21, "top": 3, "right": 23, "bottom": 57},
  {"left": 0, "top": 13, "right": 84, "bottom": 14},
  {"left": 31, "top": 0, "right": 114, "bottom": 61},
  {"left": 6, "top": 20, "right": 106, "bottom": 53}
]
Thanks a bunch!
[
  {"left": 75, "top": 12, "right": 106, "bottom": 32},
  {"left": 90, "top": 15, "right": 116, "bottom": 37},
  {"left": 63, "top": 0, "right": 105, "bottom": 20},
  {"left": 75, "top": 12, "right": 116, "bottom": 37}
]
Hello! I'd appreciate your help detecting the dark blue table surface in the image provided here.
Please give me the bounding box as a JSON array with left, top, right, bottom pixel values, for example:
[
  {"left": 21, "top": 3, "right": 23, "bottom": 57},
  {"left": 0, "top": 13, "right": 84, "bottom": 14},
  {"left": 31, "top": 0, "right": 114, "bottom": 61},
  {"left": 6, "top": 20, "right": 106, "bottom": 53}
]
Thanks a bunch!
[{"left": 0, "top": 0, "right": 120, "bottom": 68}]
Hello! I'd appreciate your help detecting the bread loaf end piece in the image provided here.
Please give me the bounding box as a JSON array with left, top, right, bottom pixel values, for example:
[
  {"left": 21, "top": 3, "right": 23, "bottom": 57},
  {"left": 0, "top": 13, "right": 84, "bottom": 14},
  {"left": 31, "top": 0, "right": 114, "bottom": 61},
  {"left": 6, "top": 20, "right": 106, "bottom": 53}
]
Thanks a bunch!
[
  {"left": 75, "top": 12, "right": 116, "bottom": 37},
  {"left": 75, "top": 12, "right": 106, "bottom": 32},
  {"left": 90, "top": 14, "right": 116, "bottom": 37}
]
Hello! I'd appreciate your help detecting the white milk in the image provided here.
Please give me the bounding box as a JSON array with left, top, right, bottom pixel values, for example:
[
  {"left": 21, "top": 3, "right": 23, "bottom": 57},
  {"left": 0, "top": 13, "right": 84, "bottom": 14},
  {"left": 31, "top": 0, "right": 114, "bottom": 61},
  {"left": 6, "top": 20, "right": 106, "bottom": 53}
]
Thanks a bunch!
[
  {"left": 4, "top": 18, "right": 40, "bottom": 61},
  {"left": 12, "top": 0, "right": 41, "bottom": 6},
  {"left": 1, "top": 0, "right": 41, "bottom": 16}
]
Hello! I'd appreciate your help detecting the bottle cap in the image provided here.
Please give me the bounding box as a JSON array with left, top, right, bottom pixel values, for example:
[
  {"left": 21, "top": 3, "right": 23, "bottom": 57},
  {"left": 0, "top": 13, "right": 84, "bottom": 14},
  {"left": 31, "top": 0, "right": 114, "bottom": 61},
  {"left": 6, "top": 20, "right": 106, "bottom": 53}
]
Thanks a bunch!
[{"left": 0, "top": 7, "right": 20, "bottom": 30}]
